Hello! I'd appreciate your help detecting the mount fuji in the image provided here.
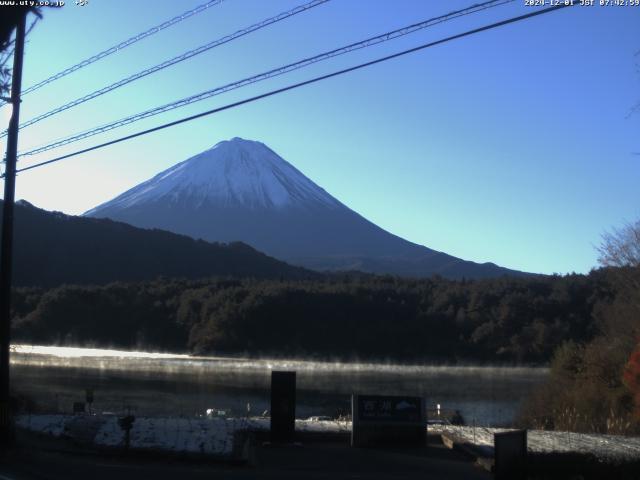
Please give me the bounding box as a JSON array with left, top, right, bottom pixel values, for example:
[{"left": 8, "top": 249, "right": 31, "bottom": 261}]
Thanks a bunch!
[{"left": 85, "top": 137, "right": 524, "bottom": 279}]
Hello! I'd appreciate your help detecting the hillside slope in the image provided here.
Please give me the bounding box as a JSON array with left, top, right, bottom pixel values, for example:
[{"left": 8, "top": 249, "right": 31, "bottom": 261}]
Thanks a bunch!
[{"left": 1, "top": 200, "right": 314, "bottom": 287}]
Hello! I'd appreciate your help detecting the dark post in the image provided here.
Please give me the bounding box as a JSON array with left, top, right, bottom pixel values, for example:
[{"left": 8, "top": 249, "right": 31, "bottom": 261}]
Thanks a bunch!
[
  {"left": 494, "top": 429, "right": 528, "bottom": 480},
  {"left": 270, "top": 371, "right": 296, "bottom": 443},
  {"left": 118, "top": 415, "right": 135, "bottom": 451},
  {"left": 0, "top": 12, "right": 26, "bottom": 447},
  {"left": 86, "top": 388, "right": 94, "bottom": 414}
]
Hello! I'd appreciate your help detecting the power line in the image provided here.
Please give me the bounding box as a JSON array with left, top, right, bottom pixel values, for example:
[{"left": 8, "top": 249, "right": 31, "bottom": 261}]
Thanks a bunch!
[
  {"left": 0, "top": 0, "right": 226, "bottom": 108},
  {"left": 11, "top": 3, "right": 575, "bottom": 176},
  {"left": 4, "top": 0, "right": 330, "bottom": 136},
  {"left": 10, "top": 0, "right": 506, "bottom": 143},
  {"left": 18, "top": 0, "right": 514, "bottom": 157}
]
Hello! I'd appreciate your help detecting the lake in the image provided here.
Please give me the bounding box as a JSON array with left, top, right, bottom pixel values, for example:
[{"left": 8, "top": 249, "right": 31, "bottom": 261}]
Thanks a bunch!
[{"left": 10, "top": 345, "right": 548, "bottom": 426}]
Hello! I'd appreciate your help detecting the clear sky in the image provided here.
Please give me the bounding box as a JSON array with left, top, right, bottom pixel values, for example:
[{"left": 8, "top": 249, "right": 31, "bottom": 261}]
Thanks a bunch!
[{"left": 1, "top": 0, "right": 638, "bottom": 275}]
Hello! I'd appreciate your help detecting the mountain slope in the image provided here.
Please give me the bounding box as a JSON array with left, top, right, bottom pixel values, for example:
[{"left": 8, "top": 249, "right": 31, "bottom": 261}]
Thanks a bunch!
[
  {"left": 1, "top": 200, "right": 314, "bottom": 287},
  {"left": 86, "top": 137, "right": 527, "bottom": 279}
]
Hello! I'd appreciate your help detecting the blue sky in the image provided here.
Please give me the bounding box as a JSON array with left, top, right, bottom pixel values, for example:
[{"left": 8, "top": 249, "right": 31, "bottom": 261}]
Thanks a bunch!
[{"left": 1, "top": 0, "right": 639, "bottom": 275}]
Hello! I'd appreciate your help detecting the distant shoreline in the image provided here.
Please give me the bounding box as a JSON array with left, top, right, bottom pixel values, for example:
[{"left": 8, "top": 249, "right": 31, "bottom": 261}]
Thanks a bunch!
[{"left": 10, "top": 344, "right": 551, "bottom": 374}]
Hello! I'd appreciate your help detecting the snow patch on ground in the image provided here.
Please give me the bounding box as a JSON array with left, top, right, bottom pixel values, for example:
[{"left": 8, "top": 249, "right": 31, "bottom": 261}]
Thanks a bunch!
[
  {"left": 94, "top": 416, "right": 238, "bottom": 455},
  {"left": 431, "top": 425, "right": 640, "bottom": 461},
  {"left": 15, "top": 414, "right": 351, "bottom": 457},
  {"left": 21, "top": 414, "right": 638, "bottom": 461},
  {"left": 295, "top": 418, "right": 351, "bottom": 433},
  {"left": 16, "top": 414, "right": 243, "bottom": 456},
  {"left": 241, "top": 417, "right": 351, "bottom": 433},
  {"left": 15, "top": 414, "right": 69, "bottom": 437}
]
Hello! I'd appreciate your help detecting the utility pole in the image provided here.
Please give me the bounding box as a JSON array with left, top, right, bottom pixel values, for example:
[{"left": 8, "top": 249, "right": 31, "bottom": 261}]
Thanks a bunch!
[{"left": 0, "top": 12, "right": 26, "bottom": 447}]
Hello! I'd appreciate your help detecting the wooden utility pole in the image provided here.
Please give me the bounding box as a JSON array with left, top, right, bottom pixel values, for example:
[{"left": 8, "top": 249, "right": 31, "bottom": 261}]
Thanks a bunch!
[{"left": 0, "top": 12, "right": 26, "bottom": 446}]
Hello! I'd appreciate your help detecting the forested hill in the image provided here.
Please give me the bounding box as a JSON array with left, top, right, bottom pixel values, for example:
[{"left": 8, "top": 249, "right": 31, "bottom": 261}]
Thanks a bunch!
[
  {"left": 0, "top": 200, "right": 316, "bottom": 287},
  {"left": 12, "top": 270, "right": 618, "bottom": 364}
]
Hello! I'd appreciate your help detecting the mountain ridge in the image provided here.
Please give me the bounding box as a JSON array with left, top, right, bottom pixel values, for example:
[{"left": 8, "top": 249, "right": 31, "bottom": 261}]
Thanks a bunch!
[
  {"left": 1, "top": 199, "right": 316, "bottom": 287},
  {"left": 86, "top": 137, "right": 528, "bottom": 279}
]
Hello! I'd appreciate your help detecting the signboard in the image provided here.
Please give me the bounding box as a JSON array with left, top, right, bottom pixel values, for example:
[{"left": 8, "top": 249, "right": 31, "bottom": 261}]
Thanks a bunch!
[
  {"left": 270, "top": 371, "right": 296, "bottom": 443},
  {"left": 357, "top": 395, "right": 422, "bottom": 423},
  {"left": 494, "top": 430, "right": 527, "bottom": 480},
  {"left": 352, "top": 394, "right": 425, "bottom": 447}
]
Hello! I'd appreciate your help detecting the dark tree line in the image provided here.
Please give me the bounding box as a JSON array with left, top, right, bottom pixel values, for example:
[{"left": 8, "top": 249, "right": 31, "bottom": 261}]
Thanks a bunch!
[{"left": 11, "top": 270, "right": 615, "bottom": 364}]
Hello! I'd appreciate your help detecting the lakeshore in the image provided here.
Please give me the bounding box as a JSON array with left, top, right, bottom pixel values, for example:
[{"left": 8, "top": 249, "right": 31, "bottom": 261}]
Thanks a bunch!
[{"left": 11, "top": 344, "right": 547, "bottom": 426}]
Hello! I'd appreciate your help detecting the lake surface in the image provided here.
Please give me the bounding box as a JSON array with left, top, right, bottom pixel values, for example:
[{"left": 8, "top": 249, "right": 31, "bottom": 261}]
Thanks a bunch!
[{"left": 10, "top": 345, "right": 548, "bottom": 426}]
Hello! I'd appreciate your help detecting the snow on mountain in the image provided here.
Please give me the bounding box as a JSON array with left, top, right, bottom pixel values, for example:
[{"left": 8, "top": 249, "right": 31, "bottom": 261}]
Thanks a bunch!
[
  {"left": 85, "top": 137, "right": 526, "bottom": 279},
  {"left": 85, "top": 138, "right": 339, "bottom": 214}
]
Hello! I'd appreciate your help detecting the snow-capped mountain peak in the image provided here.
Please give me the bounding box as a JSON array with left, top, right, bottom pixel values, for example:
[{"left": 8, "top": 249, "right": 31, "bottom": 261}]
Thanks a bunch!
[
  {"left": 85, "top": 137, "right": 525, "bottom": 279},
  {"left": 86, "top": 137, "right": 339, "bottom": 213}
]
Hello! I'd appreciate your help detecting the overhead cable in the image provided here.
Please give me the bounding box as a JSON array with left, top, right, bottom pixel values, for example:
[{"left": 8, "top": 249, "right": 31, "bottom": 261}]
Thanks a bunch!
[
  {"left": 18, "top": 0, "right": 515, "bottom": 157},
  {"left": 0, "top": 0, "right": 227, "bottom": 107},
  {"left": 5, "top": 0, "right": 330, "bottom": 136},
  {"left": 11, "top": 3, "right": 575, "bottom": 175}
]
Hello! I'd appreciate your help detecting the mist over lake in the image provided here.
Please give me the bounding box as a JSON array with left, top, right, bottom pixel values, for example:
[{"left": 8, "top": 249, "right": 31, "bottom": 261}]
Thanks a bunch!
[{"left": 11, "top": 345, "right": 547, "bottom": 426}]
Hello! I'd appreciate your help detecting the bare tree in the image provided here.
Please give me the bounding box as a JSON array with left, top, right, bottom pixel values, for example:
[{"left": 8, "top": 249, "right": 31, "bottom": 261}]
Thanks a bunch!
[
  {"left": 598, "top": 219, "right": 640, "bottom": 269},
  {"left": 0, "top": 48, "right": 14, "bottom": 99},
  {"left": 0, "top": 7, "right": 41, "bottom": 98},
  {"left": 597, "top": 219, "right": 640, "bottom": 424},
  {"left": 597, "top": 220, "right": 640, "bottom": 320}
]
